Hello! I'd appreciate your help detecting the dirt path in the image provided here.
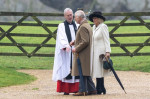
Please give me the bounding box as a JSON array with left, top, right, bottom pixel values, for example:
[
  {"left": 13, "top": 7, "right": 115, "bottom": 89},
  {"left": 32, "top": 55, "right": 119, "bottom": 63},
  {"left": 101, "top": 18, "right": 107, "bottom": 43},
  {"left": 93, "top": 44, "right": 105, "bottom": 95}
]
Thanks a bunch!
[{"left": 0, "top": 70, "right": 150, "bottom": 99}]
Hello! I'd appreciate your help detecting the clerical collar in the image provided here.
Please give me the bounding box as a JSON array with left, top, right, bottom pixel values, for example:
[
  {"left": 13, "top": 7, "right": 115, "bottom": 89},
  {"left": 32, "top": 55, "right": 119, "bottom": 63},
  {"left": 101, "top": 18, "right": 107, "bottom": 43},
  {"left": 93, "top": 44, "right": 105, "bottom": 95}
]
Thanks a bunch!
[{"left": 66, "top": 20, "right": 73, "bottom": 25}]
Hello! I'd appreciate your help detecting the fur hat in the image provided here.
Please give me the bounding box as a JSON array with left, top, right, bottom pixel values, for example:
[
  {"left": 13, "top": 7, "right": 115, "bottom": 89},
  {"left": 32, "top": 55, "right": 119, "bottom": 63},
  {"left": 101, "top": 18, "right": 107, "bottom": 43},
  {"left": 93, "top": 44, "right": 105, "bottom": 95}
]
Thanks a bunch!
[{"left": 89, "top": 11, "right": 105, "bottom": 22}]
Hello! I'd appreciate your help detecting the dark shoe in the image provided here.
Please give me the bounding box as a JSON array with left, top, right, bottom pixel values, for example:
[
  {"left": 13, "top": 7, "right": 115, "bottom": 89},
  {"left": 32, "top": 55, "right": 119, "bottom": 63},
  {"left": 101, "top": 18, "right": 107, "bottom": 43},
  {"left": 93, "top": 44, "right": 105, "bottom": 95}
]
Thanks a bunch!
[
  {"left": 87, "top": 90, "right": 97, "bottom": 95},
  {"left": 64, "top": 92, "right": 69, "bottom": 95},
  {"left": 73, "top": 92, "right": 87, "bottom": 96},
  {"left": 97, "top": 88, "right": 106, "bottom": 95},
  {"left": 102, "top": 87, "right": 106, "bottom": 94}
]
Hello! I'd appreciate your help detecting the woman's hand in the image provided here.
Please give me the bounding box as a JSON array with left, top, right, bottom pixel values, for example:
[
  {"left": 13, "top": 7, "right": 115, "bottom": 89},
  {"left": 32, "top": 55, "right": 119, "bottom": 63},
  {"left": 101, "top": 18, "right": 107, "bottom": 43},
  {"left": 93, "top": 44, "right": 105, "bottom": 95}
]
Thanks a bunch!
[{"left": 105, "top": 52, "right": 110, "bottom": 59}]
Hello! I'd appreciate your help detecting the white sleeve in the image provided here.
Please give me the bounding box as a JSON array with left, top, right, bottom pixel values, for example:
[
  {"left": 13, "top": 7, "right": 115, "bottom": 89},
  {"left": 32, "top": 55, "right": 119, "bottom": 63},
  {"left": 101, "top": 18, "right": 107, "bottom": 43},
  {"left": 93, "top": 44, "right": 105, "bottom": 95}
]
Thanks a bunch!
[
  {"left": 101, "top": 24, "right": 111, "bottom": 53},
  {"left": 57, "top": 24, "right": 70, "bottom": 49}
]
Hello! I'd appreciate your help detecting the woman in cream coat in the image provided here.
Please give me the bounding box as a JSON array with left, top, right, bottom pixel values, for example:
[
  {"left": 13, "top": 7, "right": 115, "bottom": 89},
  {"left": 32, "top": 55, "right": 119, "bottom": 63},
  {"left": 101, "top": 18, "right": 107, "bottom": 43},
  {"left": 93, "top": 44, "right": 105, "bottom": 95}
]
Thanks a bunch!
[{"left": 89, "top": 11, "right": 111, "bottom": 95}]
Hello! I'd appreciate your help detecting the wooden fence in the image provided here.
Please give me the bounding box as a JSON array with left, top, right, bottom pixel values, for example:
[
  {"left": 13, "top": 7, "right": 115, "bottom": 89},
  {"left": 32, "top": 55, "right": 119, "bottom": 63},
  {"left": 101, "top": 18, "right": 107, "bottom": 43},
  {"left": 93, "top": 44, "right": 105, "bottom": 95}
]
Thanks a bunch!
[{"left": 0, "top": 12, "right": 150, "bottom": 58}]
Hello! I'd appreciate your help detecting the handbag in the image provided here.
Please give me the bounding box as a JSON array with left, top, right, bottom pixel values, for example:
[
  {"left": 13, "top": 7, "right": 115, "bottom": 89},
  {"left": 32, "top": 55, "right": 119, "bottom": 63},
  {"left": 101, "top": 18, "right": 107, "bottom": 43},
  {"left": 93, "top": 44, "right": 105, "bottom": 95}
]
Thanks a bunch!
[{"left": 99, "top": 54, "right": 113, "bottom": 70}]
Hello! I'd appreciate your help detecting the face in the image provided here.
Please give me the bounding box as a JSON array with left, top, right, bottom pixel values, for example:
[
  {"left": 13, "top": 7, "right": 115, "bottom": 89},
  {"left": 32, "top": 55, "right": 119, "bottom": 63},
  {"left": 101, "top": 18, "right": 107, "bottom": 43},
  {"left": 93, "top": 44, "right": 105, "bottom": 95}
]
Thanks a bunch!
[
  {"left": 64, "top": 10, "right": 73, "bottom": 23},
  {"left": 93, "top": 17, "right": 103, "bottom": 26},
  {"left": 93, "top": 17, "right": 100, "bottom": 25},
  {"left": 74, "top": 14, "right": 81, "bottom": 24}
]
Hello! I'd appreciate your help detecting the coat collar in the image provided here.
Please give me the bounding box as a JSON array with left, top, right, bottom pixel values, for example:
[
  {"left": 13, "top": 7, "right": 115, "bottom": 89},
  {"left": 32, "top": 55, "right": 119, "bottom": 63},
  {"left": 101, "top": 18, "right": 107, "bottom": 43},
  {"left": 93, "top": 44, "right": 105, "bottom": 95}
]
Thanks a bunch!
[
  {"left": 93, "top": 22, "right": 103, "bottom": 32},
  {"left": 79, "top": 19, "right": 88, "bottom": 27}
]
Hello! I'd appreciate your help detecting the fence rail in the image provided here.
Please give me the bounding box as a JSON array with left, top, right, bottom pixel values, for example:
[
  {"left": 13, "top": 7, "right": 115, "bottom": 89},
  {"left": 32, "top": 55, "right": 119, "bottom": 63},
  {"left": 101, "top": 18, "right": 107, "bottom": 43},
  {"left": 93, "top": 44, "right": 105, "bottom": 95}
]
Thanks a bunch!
[{"left": 0, "top": 12, "right": 150, "bottom": 57}]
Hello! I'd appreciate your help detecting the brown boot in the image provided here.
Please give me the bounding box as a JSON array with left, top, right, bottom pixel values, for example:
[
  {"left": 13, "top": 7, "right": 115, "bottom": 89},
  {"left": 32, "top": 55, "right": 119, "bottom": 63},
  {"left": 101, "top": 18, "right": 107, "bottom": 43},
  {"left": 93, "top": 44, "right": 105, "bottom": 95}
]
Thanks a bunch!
[
  {"left": 73, "top": 92, "right": 87, "bottom": 96},
  {"left": 87, "top": 90, "right": 97, "bottom": 95}
]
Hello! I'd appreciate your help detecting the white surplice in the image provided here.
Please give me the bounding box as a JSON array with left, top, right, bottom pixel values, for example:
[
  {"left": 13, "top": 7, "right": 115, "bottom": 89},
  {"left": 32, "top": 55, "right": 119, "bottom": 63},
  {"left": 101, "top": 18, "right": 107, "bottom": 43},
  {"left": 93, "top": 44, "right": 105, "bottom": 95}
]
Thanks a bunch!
[{"left": 52, "top": 22, "right": 79, "bottom": 83}]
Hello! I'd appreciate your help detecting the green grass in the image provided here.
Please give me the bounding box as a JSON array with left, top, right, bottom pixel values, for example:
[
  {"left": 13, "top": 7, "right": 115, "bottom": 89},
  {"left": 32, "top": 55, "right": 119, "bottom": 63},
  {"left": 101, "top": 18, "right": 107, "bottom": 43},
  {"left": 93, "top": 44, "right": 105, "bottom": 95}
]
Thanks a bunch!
[
  {"left": 112, "top": 56, "right": 150, "bottom": 72},
  {"left": 0, "top": 56, "right": 54, "bottom": 69},
  {"left": 0, "top": 66, "right": 36, "bottom": 87},
  {"left": 0, "top": 20, "right": 150, "bottom": 73}
]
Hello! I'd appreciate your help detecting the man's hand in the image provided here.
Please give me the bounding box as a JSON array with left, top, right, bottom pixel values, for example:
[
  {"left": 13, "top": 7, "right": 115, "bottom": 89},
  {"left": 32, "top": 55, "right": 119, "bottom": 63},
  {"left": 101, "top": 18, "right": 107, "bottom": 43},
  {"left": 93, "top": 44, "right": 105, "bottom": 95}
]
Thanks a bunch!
[
  {"left": 72, "top": 48, "right": 76, "bottom": 53},
  {"left": 70, "top": 41, "right": 75, "bottom": 46},
  {"left": 66, "top": 47, "right": 70, "bottom": 52}
]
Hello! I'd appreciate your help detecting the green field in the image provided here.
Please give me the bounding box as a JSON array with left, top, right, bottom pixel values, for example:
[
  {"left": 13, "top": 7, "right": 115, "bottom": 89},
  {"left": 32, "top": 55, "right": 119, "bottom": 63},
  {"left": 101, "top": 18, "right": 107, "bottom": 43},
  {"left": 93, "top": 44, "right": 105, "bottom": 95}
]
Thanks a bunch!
[{"left": 0, "top": 20, "right": 150, "bottom": 72}]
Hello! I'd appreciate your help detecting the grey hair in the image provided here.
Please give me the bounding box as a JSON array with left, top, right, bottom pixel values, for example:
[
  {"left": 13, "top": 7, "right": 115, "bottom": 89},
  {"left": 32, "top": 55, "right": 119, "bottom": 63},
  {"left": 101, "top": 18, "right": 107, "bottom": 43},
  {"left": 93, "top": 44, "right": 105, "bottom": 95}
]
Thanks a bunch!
[
  {"left": 75, "top": 10, "right": 86, "bottom": 19},
  {"left": 64, "top": 8, "right": 73, "bottom": 14}
]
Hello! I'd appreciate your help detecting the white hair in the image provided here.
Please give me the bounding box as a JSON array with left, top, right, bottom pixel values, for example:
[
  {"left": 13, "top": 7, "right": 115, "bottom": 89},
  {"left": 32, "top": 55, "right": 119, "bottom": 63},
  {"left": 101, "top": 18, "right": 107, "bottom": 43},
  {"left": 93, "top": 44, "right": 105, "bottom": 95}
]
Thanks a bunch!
[
  {"left": 64, "top": 8, "right": 73, "bottom": 14},
  {"left": 75, "top": 10, "right": 86, "bottom": 19}
]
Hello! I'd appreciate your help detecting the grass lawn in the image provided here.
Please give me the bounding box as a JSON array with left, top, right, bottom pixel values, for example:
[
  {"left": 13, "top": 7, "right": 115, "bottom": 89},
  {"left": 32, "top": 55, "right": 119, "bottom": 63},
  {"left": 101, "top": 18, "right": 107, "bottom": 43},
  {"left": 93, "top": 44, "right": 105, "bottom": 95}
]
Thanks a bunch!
[
  {"left": 0, "top": 66, "right": 36, "bottom": 87},
  {"left": 0, "top": 20, "right": 150, "bottom": 73}
]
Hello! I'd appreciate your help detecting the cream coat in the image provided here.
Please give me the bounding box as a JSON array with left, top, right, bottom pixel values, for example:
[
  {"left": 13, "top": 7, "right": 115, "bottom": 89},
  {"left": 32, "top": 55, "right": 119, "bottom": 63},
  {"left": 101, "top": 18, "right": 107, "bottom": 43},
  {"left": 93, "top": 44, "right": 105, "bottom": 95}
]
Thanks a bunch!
[{"left": 90, "top": 23, "right": 111, "bottom": 78}]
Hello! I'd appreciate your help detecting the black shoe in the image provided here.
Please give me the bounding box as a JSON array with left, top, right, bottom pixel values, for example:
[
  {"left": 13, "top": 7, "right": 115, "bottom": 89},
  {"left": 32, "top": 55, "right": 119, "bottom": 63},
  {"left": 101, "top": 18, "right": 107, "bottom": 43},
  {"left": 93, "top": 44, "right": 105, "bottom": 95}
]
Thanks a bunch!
[
  {"left": 102, "top": 87, "right": 106, "bottom": 94},
  {"left": 97, "top": 88, "right": 106, "bottom": 94},
  {"left": 64, "top": 92, "right": 69, "bottom": 95}
]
